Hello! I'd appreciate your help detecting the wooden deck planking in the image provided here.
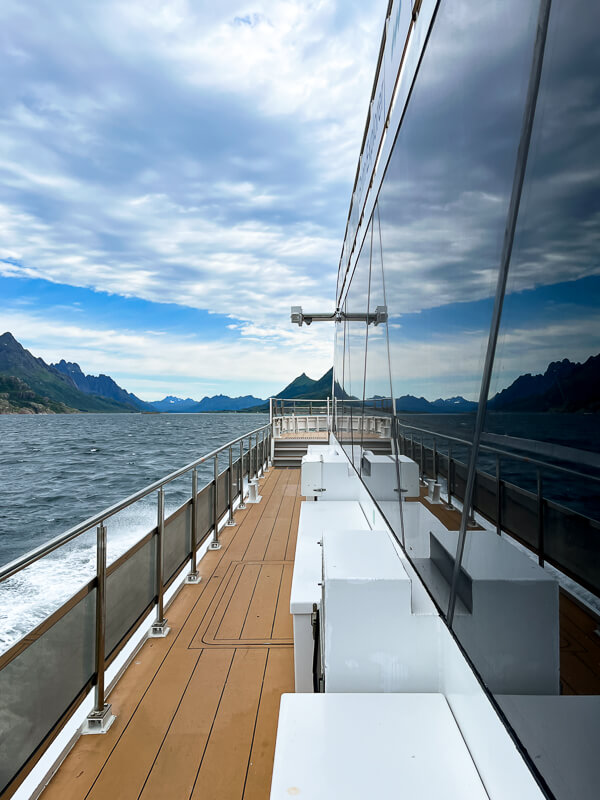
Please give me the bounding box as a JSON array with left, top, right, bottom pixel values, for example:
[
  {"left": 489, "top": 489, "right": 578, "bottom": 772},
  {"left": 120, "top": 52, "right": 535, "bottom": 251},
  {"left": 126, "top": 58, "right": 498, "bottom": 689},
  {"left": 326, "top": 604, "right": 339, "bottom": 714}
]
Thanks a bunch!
[
  {"left": 42, "top": 466, "right": 298, "bottom": 800},
  {"left": 189, "top": 649, "right": 267, "bottom": 800},
  {"left": 243, "top": 648, "right": 295, "bottom": 800},
  {"left": 138, "top": 648, "right": 234, "bottom": 800}
]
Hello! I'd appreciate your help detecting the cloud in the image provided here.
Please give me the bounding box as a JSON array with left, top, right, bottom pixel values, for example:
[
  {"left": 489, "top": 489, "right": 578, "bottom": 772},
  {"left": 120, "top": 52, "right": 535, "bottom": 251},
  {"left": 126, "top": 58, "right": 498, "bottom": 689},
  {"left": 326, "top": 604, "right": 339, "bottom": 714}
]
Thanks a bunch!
[
  {"left": 0, "top": 0, "right": 384, "bottom": 349},
  {"left": 0, "top": 308, "right": 334, "bottom": 400}
]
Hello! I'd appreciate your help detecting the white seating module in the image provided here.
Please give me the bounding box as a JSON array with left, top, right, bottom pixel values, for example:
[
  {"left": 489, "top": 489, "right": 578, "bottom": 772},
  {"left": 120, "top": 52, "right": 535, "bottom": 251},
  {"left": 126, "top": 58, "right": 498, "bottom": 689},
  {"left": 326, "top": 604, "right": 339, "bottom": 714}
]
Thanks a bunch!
[{"left": 270, "top": 693, "right": 488, "bottom": 800}]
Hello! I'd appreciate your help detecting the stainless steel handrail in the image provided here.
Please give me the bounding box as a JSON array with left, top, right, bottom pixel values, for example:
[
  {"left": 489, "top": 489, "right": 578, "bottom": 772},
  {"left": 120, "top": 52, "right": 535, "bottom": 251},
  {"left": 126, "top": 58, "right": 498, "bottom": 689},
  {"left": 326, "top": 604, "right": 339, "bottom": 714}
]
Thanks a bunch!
[
  {"left": 394, "top": 419, "right": 600, "bottom": 484},
  {"left": 0, "top": 421, "right": 272, "bottom": 584}
]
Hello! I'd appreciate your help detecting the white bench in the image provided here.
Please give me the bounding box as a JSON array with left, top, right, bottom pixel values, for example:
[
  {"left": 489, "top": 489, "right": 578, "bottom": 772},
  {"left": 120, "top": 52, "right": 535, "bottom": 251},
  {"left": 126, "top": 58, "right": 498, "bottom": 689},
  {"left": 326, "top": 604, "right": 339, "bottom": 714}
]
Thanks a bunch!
[
  {"left": 290, "top": 501, "right": 372, "bottom": 692},
  {"left": 270, "top": 693, "right": 488, "bottom": 800}
]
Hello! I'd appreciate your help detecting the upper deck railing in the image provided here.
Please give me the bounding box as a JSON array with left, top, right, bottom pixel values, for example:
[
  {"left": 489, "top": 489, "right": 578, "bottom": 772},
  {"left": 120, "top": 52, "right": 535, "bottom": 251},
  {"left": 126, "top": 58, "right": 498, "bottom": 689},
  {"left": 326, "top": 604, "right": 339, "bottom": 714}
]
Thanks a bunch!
[{"left": 0, "top": 421, "right": 272, "bottom": 796}]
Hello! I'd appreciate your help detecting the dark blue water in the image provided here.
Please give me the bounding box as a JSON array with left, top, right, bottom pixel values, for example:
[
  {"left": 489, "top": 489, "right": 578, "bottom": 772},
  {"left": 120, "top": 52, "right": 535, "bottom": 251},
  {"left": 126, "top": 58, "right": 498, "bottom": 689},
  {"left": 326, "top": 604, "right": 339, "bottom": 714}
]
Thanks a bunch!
[{"left": 0, "top": 412, "right": 268, "bottom": 651}]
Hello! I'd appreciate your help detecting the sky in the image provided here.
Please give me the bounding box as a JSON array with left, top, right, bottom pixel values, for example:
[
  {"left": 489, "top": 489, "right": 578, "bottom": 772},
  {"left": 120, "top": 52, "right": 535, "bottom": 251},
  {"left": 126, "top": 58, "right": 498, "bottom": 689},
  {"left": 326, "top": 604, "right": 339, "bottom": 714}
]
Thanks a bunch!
[
  {"left": 336, "top": 0, "right": 600, "bottom": 402},
  {"left": 0, "top": 0, "right": 386, "bottom": 401}
]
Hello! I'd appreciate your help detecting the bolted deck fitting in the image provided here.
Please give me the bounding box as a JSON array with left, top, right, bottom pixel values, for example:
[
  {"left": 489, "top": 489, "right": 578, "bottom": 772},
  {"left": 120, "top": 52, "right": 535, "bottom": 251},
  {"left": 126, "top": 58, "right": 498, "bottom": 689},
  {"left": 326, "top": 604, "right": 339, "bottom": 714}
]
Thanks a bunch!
[
  {"left": 149, "top": 618, "right": 170, "bottom": 637},
  {"left": 83, "top": 703, "right": 115, "bottom": 735}
]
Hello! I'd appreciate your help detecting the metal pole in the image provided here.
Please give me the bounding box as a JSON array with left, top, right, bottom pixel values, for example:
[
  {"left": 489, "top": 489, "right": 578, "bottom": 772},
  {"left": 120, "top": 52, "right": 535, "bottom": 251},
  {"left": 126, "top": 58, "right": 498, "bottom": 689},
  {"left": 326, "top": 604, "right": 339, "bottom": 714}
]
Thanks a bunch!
[
  {"left": 151, "top": 488, "right": 169, "bottom": 635},
  {"left": 447, "top": 0, "right": 552, "bottom": 627},
  {"left": 496, "top": 455, "right": 502, "bottom": 536},
  {"left": 85, "top": 521, "right": 114, "bottom": 731},
  {"left": 209, "top": 455, "right": 221, "bottom": 549},
  {"left": 420, "top": 437, "right": 424, "bottom": 480},
  {"left": 238, "top": 439, "right": 246, "bottom": 509},
  {"left": 447, "top": 443, "right": 453, "bottom": 508},
  {"left": 187, "top": 469, "right": 200, "bottom": 582},
  {"left": 94, "top": 522, "right": 107, "bottom": 712},
  {"left": 537, "top": 469, "right": 544, "bottom": 566},
  {"left": 258, "top": 430, "right": 264, "bottom": 477},
  {"left": 327, "top": 396, "right": 330, "bottom": 432},
  {"left": 433, "top": 439, "right": 437, "bottom": 480},
  {"left": 226, "top": 446, "right": 235, "bottom": 526}
]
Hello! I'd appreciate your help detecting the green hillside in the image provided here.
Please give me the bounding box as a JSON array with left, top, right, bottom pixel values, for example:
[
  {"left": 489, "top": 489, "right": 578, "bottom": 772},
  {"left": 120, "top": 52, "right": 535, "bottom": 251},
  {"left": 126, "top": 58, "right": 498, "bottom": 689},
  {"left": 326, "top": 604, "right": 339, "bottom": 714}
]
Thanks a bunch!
[
  {"left": 0, "top": 332, "right": 136, "bottom": 413},
  {"left": 0, "top": 375, "right": 76, "bottom": 414}
]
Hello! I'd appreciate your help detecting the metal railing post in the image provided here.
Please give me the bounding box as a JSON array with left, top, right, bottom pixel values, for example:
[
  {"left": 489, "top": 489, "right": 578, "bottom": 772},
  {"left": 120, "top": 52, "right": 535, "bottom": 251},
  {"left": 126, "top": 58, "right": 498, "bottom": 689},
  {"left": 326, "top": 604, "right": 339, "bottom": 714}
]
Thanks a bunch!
[
  {"left": 238, "top": 439, "right": 247, "bottom": 509},
  {"left": 85, "top": 522, "right": 114, "bottom": 732},
  {"left": 446, "top": 443, "right": 453, "bottom": 508},
  {"left": 226, "top": 446, "right": 236, "bottom": 526},
  {"left": 186, "top": 468, "right": 201, "bottom": 582},
  {"left": 496, "top": 455, "right": 502, "bottom": 536},
  {"left": 209, "top": 455, "right": 221, "bottom": 550},
  {"left": 433, "top": 439, "right": 437, "bottom": 480},
  {"left": 537, "top": 469, "right": 545, "bottom": 566},
  {"left": 151, "top": 488, "right": 169, "bottom": 636}
]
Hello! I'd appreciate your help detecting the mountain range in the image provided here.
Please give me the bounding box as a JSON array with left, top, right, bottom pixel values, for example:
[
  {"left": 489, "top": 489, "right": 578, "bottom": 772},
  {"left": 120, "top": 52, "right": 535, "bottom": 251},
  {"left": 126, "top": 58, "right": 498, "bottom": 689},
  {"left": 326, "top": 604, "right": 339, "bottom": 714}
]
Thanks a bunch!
[{"left": 0, "top": 332, "right": 597, "bottom": 415}]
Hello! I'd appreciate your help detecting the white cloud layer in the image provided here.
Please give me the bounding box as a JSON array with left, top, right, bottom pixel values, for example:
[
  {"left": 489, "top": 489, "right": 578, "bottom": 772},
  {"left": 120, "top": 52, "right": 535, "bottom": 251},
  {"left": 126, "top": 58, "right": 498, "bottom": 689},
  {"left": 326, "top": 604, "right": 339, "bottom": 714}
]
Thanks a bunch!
[{"left": 0, "top": 0, "right": 384, "bottom": 364}]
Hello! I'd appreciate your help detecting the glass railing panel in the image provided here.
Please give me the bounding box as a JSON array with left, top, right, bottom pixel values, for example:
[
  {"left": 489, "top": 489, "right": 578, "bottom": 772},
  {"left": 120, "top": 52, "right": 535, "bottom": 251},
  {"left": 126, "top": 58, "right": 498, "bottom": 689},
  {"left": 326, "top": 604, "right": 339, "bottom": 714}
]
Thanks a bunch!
[
  {"left": 105, "top": 535, "right": 156, "bottom": 657},
  {"left": 0, "top": 588, "right": 96, "bottom": 794},
  {"left": 163, "top": 503, "right": 192, "bottom": 586},
  {"left": 196, "top": 483, "right": 214, "bottom": 543}
]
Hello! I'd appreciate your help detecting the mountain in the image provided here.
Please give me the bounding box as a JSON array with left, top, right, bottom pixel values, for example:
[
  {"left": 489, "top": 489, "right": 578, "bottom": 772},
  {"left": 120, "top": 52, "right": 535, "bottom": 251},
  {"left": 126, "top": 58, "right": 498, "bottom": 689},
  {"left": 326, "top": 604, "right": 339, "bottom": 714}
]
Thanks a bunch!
[
  {"left": 0, "top": 332, "right": 136, "bottom": 413},
  {"left": 188, "top": 394, "right": 264, "bottom": 412},
  {"left": 489, "top": 355, "right": 600, "bottom": 412},
  {"left": 52, "top": 360, "right": 154, "bottom": 411},
  {"left": 275, "top": 368, "right": 340, "bottom": 401},
  {"left": 151, "top": 396, "right": 199, "bottom": 412},
  {"left": 151, "top": 394, "right": 264, "bottom": 412},
  {"left": 431, "top": 396, "right": 478, "bottom": 412},
  {"left": 0, "top": 375, "right": 76, "bottom": 414}
]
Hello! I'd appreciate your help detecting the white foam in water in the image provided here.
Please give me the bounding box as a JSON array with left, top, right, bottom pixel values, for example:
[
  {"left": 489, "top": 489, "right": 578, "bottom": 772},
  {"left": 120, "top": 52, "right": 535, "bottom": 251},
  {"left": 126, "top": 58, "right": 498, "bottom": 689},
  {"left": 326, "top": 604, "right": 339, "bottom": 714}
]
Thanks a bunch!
[
  {"left": 0, "top": 500, "right": 169, "bottom": 654},
  {"left": 0, "top": 412, "right": 267, "bottom": 655}
]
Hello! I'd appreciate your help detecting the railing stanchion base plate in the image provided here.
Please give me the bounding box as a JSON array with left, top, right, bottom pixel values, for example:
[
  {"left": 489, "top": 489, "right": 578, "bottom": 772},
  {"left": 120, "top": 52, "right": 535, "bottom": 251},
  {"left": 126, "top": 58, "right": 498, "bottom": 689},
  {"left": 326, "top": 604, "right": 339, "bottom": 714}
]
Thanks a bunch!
[{"left": 83, "top": 704, "right": 115, "bottom": 735}]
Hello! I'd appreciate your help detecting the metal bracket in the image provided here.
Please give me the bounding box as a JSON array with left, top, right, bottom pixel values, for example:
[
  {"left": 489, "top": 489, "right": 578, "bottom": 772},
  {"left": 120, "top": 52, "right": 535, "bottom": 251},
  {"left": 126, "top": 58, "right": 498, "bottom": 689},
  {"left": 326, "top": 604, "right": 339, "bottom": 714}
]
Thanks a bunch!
[
  {"left": 291, "top": 305, "right": 387, "bottom": 327},
  {"left": 83, "top": 703, "right": 115, "bottom": 735},
  {"left": 208, "top": 541, "right": 222, "bottom": 550},
  {"left": 186, "top": 572, "right": 201, "bottom": 584},
  {"left": 149, "top": 618, "right": 170, "bottom": 637}
]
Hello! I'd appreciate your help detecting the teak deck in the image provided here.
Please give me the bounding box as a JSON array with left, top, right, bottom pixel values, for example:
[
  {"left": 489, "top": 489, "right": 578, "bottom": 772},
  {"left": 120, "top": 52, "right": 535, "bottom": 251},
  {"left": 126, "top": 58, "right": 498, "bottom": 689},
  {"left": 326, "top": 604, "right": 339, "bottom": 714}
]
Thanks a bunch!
[
  {"left": 41, "top": 464, "right": 599, "bottom": 800},
  {"left": 43, "top": 467, "right": 299, "bottom": 800}
]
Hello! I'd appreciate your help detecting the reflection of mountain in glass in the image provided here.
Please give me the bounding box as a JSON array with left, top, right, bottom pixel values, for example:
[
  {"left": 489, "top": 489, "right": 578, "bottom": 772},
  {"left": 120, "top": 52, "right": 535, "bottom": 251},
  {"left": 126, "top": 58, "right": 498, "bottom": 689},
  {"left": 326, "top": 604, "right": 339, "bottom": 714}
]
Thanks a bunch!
[
  {"left": 359, "top": 354, "right": 600, "bottom": 413},
  {"left": 488, "top": 354, "right": 600, "bottom": 413}
]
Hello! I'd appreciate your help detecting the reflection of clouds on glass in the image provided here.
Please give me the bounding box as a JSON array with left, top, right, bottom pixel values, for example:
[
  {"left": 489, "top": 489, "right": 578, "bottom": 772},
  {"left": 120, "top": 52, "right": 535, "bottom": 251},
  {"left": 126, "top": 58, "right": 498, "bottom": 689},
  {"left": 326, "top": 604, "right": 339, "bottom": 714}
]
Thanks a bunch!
[
  {"left": 377, "top": 0, "right": 537, "bottom": 401},
  {"left": 492, "top": 0, "right": 600, "bottom": 388}
]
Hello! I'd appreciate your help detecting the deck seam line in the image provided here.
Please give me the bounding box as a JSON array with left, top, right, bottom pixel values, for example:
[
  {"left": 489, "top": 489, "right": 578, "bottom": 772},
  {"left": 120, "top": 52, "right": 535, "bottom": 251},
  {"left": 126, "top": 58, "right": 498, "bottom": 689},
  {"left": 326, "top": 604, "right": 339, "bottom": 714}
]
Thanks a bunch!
[
  {"left": 183, "top": 468, "right": 280, "bottom": 649},
  {"left": 210, "top": 563, "right": 261, "bottom": 643},
  {"left": 135, "top": 649, "right": 207, "bottom": 800},
  {"left": 187, "top": 647, "right": 244, "bottom": 800},
  {"left": 260, "top": 469, "right": 292, "bottom": 561},
  {"left": 240, "top": 647, "right": 271, "bottom": 800},
  {"left": 269, "top": 562, "right": 287, "bottom": 640},
  {"left": 210, "top": 562, "right": 252, "bottom": 642},
  {"left": 242, "top": 468, "right": 288, "bottom": 562}
]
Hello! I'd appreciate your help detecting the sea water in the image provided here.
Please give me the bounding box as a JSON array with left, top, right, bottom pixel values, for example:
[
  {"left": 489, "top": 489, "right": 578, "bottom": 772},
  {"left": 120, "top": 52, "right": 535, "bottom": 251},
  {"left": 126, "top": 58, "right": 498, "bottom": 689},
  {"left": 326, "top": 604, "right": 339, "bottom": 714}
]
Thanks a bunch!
[{"left": 0, "top": 412, "right": 268, "bottom": 652}]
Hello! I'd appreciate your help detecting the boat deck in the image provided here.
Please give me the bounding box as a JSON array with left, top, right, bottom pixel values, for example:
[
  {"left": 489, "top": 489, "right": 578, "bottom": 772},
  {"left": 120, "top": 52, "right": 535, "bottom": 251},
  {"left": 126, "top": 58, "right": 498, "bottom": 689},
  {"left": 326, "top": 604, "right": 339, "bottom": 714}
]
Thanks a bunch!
[
  {"left": 43, "top": 467, "right": 299, "bottom": 800},
  {"left": 40, "top": 465, "right": 600, "bottom": 800}
]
